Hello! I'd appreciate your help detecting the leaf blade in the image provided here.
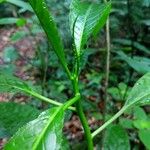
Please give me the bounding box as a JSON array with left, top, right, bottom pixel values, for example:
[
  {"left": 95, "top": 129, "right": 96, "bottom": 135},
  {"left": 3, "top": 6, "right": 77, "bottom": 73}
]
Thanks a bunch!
[
  {"left": 125, "top": 72, "right": 150, "bottom": 106},
  {"left": 103, "top": 125, "right": 130, "bottom": 150},
  {"left": 0, "top": 102, "right": 40, "bottom": 138},
  {"left": 29, "top": 0, "right": 70, "bottom": 77},
  {"left": 4, "top": 107, "right": 64, "bottom": 150},
  {"left": 70, "top": 0, "right": 111, "bottom": 53}
]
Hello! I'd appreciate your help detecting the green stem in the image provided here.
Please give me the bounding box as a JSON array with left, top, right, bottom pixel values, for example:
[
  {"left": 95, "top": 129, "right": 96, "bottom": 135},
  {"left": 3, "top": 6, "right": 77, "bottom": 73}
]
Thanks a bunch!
[
  {"left": 76, "top": 101, "right": 94, "bottom": 150},
  {"left": 72, "top": 77, "right": 94, "bottom": 150},
  {"left": 63, "top": 93, "right": 81, "bottom": 111},
  {"left": 30, "top": 91, "right": 76, "bottom": 111},
  {"left": 12, "top": 85, "right": 76, "bottom": 111},
  {"left": 92, "top": 106, "right": 127, "bottom": 138}
]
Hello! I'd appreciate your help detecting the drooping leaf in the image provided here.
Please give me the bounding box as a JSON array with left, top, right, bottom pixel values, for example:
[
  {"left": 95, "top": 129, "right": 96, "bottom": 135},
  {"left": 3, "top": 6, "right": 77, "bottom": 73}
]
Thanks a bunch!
[
  {"left": 138, "top": 129, "right": 150, "bottom": 150},
  {"left": 29, "top": 0, "right": 69, "bottom": 74},
  {"left": 6, "top": 0, "right": 33, "bottom": 12},
  {"left": 125, "top": 72, "right": 150, "bottom": 106},
  {"left": 117, "top": 51, "right": 150, "bottom": 74},
  {"left": 4, "top": 107, "right": 64, "bottom": 150},
  {"left": 0, "top": 73, "right": 40, "bottom": 95},
  {"left": 0, "top": 102, "right": 40, "bottom": 138},
  {"left": 113, "top": 39, "right": 150, "bottom": 54},
  {"left": 70, "top": 0, "right": 111, "bottom": 53},
  {"left": 0, "top": 18, "right": 25, "bottom": 26},
  {"left": 103, "top": 125, "right": 130, "bottom": 150}
]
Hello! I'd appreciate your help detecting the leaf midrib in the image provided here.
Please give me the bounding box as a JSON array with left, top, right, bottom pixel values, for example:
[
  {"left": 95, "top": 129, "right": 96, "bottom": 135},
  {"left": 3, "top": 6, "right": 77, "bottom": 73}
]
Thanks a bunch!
[
  {"left": 75, "top": 4, "right": 93, "bottom": 53},
  {"left": 32, "top": 107, "right": 63, "bottom": 150}
]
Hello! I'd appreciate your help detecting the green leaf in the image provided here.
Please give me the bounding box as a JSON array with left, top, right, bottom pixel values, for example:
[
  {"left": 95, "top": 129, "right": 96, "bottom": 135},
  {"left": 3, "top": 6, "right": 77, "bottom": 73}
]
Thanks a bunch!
[
  {"left": 0, "top": 102, "right": 40, "bottom": 138},
  {"left": 10, "top": 31, "right": 27, "bottom": 42},
  {"left": 119, "top": 118, "right": 133, "bottom": 129},
  {"left": 118, "top": 51, "right": 150, "bottom": 74},
  {"left": 113, "top": 39, "right": 150, "bottom": 54},
  {"left": 0, "top": 18, "right": 19, "bottom": 25},
  {"left": 4, "top": 107, "right": 64, "bottom": 150},
  {"left": 133, "top": 107, "right": 147, "bottom": 120},
  {"left": 125, "top": 72, "right": 150, "bottom": 106},
  {"left": 70, "top": 0, "right": 111, "bottom": 53},
  {"left": 92, "top": 74, "right": 150, "bottom": 138},
  {"left": 29, "top": 0, "right": 70, "bottom": 76},
  {"left": 141, "top": 19, "right": 150, "bottom": 26},
  {"left": 103, "top": 125, "right": 130, "bottom": 150},
  {"left": 6, "top": 0, "right": 33, "bottom": 12},
  {"left": 0, "top": 73, "right": 40, "bottom": 94},
  {"left": 138, "top": 129, "right": 150, "bottom": 150},
  {"left": 134, "top": 120, "right": 150, "bottom": 130}
]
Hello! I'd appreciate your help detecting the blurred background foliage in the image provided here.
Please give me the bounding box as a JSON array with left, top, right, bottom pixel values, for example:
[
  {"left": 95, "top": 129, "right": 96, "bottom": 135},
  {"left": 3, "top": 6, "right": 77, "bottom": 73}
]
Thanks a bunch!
[{"left": 0, "top": 0, "right": 150, "bottom": 149}]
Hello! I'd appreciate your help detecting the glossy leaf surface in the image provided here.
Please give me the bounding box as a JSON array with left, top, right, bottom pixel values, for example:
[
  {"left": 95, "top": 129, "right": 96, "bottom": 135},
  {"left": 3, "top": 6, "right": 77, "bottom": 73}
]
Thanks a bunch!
[
  {"left": 125, "top": 72, "right": 150, "bottom": 106},
  {"left": 103, "top": 125, "right": 130, "bottom": 150},
  {"left": 70, "top": 0, "right": 111, "bottom": 53},
  {"left": 0, "top": 102, "right": 40, "bottom": 138},
  {"left": 4, "top": 107, "right": 64, "bottom": 150},
  {"left": 29, "top": 0, "right": 68, "bottom": 73}
]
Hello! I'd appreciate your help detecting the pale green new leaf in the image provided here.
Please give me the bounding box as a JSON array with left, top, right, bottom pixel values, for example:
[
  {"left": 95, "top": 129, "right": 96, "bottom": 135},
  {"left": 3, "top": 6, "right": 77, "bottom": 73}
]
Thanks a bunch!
[
  {"left": 29, "top": 0, "right": 69, "bottom": 75},
  {"left": 4, "top": 107, "right": 64, "bottom": 150},
  {"left": 70, "top": 0, "right": 111, "bottom": 53},
  {"left": 125, "top": 72, "right": 150, "bottom": 106}
]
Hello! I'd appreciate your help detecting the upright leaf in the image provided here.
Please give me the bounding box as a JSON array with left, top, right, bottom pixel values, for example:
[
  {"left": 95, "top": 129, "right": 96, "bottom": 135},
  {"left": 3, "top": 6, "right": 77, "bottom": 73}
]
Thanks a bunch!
[
  {"left": 29, "top": 0, "right": 69, "bottom": 75},
  {"left": 4, "top": 107, "right": 64, "bottom": 150},
  {"left": 70, "top": 0, "right": 111, "bottom": 53},
  {"left": 0, "top": 102, "right": 40, "bottom": 137},
  {"left": 103, "top": 125, "right": 130, "bottom": 150}
]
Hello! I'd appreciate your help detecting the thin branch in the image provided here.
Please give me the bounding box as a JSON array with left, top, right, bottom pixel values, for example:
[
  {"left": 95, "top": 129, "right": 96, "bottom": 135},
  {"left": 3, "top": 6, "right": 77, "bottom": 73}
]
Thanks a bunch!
[{"left": 103, "top": 4, "right": 111, "bottom": 121}]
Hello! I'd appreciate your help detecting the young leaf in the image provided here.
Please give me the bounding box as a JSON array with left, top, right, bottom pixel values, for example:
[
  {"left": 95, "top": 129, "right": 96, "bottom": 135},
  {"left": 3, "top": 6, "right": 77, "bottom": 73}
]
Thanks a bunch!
[
  {"left": 103, "top": 125, "right": 130, "bottom": 150},
  {"left": 70, "top": 0, "right": 111, "bottom": 53},
  {"left": 4, "top": 107, "right": 64, "bottom": 150},
  {"left": 125, "top": 72, "right": 150, "bottom": 106},
  {"left": 0, "top": 102, "right": 40, "bottom": 137},
  {"left": 29, "top": 0, "right": 71, "bottom": 78}
]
